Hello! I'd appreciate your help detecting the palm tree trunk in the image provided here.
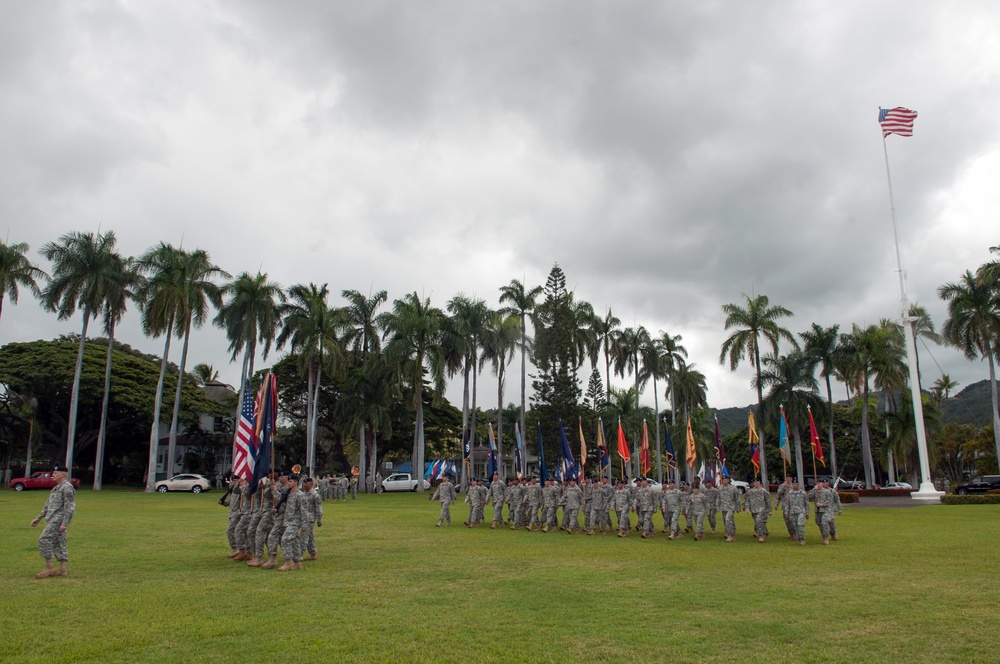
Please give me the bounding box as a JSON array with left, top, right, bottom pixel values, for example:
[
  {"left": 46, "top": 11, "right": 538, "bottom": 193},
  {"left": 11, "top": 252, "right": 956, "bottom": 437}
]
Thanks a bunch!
[
  {"left": 669, "top": 367, "right": 677, "bottom": 427},
  {"left": 167, "top": 318, "right": 192, "bottom": 478},
  {"left": 471, "top": 353, "right": 479, "bottom": 454},
  {"left": 987, "top": 340, "right": 1000, "bottom": 467},
  {"left": 653, "top": 375, "right": 662, "bottom": 484},
  {"left": 604, "top": 344, "right": 612, "bottom": 398},
  {"left": 460, "top": 358, "right": 470, "bottom": 492},
  {"left": 825, "top": 374, "right": 838, "bottom": 479},
  {"left": 793, "top": 424, "right": 804, "bottom": 487},
  {"left": 310, "top": 361, "right": 323, "bottom": 474},
  {"left": 754, "top": 344, "right": 768, "bottom": 488},
  {"left": 146, "top": 315, "right": 174, "bottom": 491},
  {"left": 860, "top": 381, "right": 875, "bottom": 489},
  {"left": 416, "top": 390, "right": 426, "bottom": 493},
  {"left": 305, "top": 361, "right": 315, "bottom": 475},
  {"left": 497, "top": 362, "right": 505, "bottom": 480},
  {"left": 94, "top": 323, "right": 116, "bottom": 491},
  {"left": 64, "top": 312, "right": 91, "bottom": 476}
]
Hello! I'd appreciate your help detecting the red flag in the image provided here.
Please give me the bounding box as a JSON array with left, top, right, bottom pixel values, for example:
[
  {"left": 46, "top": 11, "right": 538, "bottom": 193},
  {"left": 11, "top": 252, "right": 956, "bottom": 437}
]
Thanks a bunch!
[
  {"left": 808, "top": 407, "right": 826, "bottom": 468},
  {"left": 685, "top": 417, "right": 697, "bottom": 469},
  {"left": 640, "top": 420, "right": 651, "bottom": 476},
  {"left": 616, "top": 420, "right": 631, "bottom": 461},
  {"left": 748, "top": 411, "right": 760, "bottom": 478}
]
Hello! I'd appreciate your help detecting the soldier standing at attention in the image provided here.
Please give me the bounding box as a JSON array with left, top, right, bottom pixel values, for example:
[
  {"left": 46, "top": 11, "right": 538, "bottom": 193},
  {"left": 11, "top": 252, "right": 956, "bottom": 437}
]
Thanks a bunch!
[
  {"left": 703, "top": 480, "right": 720, "bottom": 534},
  {"left": 688, "top": 486, "right": 707, "bottom": 540},
  {"left": 278, "top": 474, "right": 307, "bottom": 571},
  {"left": 775, "top": 476, "right": 795, "bottom": 540},
  {"left": 745, "top": 480, "right": 771, "bottom": 543},
  {"left": 786, "top": 480, "right": 810, "bottom": 546},
  {"left": 435, "top": 474, "right": 457, "bottom": 527},
  {"left": 488, "top": 473, "right": 507, "bottom": 528},
  {"left": 30, "top": 464, "right": 75, "bottom": 578},
  {"left": 717, "top": 477, "right": 742, "bottom": 542},
  {"left": 561, "top": 478, "right": 583, "bottom": 533},
  {"left": 262, "top": 470, "right": 290, "bottom": 569},
  {"left": 225, "top": 476, "right": 242, "bottom": 558},
  {"left": 301, "top": 477, "right": 323, "bottom": 560},
  {"left": 350, "top": 472, "right": 358, "bottom": 500}
]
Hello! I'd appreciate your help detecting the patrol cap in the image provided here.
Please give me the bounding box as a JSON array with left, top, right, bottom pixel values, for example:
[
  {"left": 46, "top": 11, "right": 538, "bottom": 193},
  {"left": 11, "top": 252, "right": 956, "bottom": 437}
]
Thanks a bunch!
[
  {"left": 277, "top": 468, "right": 288, "bottom": 477},
  {"left": 289, "top": 473, "right": 301, "bottom": 482},
  {"left": 52, "top": 464, "right": 69, "bottom": 473},
  {"left": 303, "top": 477, "right": 314, "bottom": 484}
]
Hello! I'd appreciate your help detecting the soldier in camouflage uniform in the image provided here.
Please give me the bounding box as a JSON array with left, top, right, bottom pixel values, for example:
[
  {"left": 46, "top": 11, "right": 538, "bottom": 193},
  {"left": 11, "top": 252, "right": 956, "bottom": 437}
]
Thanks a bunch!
[
  {"left": 688, "top": 486, "right": 707, "bottom": 540},
  {"left": 581, "top": 478, "right": 594, "bottom": 532},
  {"left": 507, "top": 478, "right": 524, "bottom": 529},
  {"left": 248, "top": 475, "right": 276, "bottom": 567},
  {"left": 473, "top": 478, "right": 489, "bottom": 525},
  {"left": 301, "top": 477, "right": 323, "bottom": 559},
  {"left": 526, "top": 477, "right": 543, "bottom": 530},
  {"left": 262, "top": 471, "right": 290, "bottom": 569},
  {"left": 587, "top": 477, "right": 607, "bottom": 534},
  {"left": 226, "top": 477, "right": 243, "bottom": 557},
  {"left": 278, "top": 475, "right": 307, "bottom": 571},
  {"left": 233, "top": 478, "right": 254, "bottom": 561},
  {"left": 774, "top": 476, "right": 796, "bottom": 540},
  {"left": 613, "top": 480, "right": 632, "bottom": 537},
  {"left": 599, "top": 476, "right": 615, "bottom": 533},
  {"left": 30, "top": 464, "right": 75, "bottom": 578},
  {"left": 745, "top": 480, "right": 771, "bottom": 542},
  {"left": 562, "top": 478, "right": 584, "bottom": 533},
  {"left": 662, "top": 481, "right": 683, "bottom": 539},
  {"left": 681, "top": 484, "right": 694, "bottom": 534},
  {"left": 717, "top": 477, "right": 742, "bottom": 542},
  {"left": 812, "top": 480, "right": 842, "bottom": 544},
  {"left": 828, "top": 481, "right": 843, "bottom": 540},
  {"left": 244, "top": 477, "right": 266, "bottom": 566},
  {"left": 703, "top": 479, "right": 720, "bottom": 534},
  {"left": 488, "top": 473, "right": 507, "bottom": 528},
  {"left": 541, "top": 478, "right": 560, "bottom": 532},
  {"left": 433, "top": 474, "right": 457, "bottom": 526},
  {"left": 635, "top": 478, "right": 657, "bottom": 538},
  {"left": 786, "top": 480, "right": 810, "bottom": 545}
]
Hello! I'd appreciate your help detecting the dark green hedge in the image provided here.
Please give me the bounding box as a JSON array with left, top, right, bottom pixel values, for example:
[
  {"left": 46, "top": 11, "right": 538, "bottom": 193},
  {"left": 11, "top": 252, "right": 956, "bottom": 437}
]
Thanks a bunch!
[
  {"left": 941, "top": 494, "right": 1000, "bottom": 505},
  {"left": 837, "top": 491, "right": 859, "bottom": 503}
]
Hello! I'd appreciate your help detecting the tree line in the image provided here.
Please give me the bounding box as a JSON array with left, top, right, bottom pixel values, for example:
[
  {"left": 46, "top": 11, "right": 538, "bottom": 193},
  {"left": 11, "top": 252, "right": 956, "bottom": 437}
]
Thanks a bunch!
[{"left": 1, "top": 234, "right": 998, "bottom": 490}]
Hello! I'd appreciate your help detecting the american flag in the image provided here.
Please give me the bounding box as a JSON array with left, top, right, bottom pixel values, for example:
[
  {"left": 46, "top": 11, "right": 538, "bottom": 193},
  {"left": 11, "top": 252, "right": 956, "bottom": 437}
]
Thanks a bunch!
[
  {"left": 233, "top": 383, "right": 257, "bottom": 481},
  {"left": 879, "top": 107, "right": 917, "bottom": 138}
]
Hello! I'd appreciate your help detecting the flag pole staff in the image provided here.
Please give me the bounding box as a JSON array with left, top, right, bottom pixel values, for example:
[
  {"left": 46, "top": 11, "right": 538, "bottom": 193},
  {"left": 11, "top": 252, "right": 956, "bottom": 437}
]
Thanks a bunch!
[
  {"left": 808, "top": 406, "right": 818, "bottom": 484},
  {"left": 880, "top": 112, "right": 940, "bottom": 502}
]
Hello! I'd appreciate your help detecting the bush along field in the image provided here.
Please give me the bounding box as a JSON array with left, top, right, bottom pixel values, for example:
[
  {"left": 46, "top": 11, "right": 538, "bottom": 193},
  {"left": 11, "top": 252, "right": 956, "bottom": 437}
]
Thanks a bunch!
[{"left": 3, "top": 490, "right": 1000, "bottom": 664}]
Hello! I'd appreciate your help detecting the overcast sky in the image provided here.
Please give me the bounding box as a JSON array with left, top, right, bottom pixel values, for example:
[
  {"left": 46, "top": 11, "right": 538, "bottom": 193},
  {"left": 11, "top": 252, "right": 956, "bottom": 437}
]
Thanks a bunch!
[{"left": 3, "top": 1, "right": 999, "bottom": 415}]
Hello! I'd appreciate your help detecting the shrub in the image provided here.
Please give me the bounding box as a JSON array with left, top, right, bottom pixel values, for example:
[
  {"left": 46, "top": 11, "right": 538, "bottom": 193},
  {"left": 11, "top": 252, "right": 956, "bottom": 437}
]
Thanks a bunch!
[
  {"left": 987, "top": 489, "right": 1000, "bottom": 495},
  {"left": 837, "top": 491, "right": 859, "bottom": 503},
  {"left": 940, "top": 494, "right": 1000, "bottom": 505}
]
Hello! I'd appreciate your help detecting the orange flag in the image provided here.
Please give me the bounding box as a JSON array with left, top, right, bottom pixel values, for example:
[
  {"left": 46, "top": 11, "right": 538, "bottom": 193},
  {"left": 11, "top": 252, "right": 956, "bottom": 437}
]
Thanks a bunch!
[
  {"left": 616, "top": 419, "right": 631, "bottom": 461},
  {"left": 808, "top": 406, "right": 826, "bottom": 468},
  {"left": 579, "top": 417, "right": 587, "bottom": 469},
  {"left": 640, "top": 420, "right": 651, "bottom": 475},
  {"left": 685, "top": 417, "right": 697, "bottom": 468}
]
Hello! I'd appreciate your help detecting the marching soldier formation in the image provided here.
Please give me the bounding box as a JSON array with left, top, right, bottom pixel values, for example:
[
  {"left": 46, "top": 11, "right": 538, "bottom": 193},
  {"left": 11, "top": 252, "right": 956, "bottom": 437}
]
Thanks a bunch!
[
  {"left": 223, "top": 468, "right": 328, "bottom": 571},
  {"left": 431, "top": 474, "right": 845, "bottom": 545}
]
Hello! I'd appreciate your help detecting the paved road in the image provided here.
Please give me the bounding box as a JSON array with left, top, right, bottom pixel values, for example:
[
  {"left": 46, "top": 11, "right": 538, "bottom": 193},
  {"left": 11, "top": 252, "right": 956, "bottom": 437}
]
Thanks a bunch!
[{"left": 844, "top": 495, "right": 940, "bottom": 508}]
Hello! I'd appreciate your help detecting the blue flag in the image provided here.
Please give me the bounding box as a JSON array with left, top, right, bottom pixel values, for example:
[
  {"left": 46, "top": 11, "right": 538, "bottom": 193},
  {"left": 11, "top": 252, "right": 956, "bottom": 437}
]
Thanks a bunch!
[
  {"left": 663, "top": 421, "right": 677, "bottom": 470},
  {"left": 558, "top": 420, "right": 578, "bottom": 481},
  {"left": 514, "top": 423, "right": 524, "bottom": 479},
  {"left": 487, "top": 423, "right": 498, "bottom": 479},
  {"left": 249, "top": 374, "right": 275, "bottom": 490},
  {"left": 537, "top": 423, "right": 549, "bottom": 484},
  {"left": 778, "top": 408, "right": 792, "bottom": 464}
]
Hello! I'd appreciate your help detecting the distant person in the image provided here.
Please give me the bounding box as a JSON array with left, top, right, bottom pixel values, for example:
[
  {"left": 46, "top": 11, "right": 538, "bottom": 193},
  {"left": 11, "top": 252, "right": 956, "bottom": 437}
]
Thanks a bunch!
[
  {"left": 30, "top": 464, "right": 75, "bottom": 578},
  {"left": 4, "top": 466, "right": 12, "bottom": 488},
  {"left": 433, "top": 474, "right": 456, "bottom": 527}
]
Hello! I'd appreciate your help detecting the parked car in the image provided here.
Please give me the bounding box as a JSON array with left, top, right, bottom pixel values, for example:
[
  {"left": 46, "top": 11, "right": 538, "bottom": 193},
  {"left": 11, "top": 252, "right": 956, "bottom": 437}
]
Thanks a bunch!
[
  {"left": 155, "top": 473, "right": 212, "bottom": 493},
  {"left": 381, "top": 473, "right": 431, "bottom": 492},
  {"left": 628, "top": 479, "right": 663, "bottom": 491},
  {"left": 730, "top": 480, "right": 749, "bottom": 494},
  {"left": 883, "top": 482, "right": 912, "bottom": 490},
  {"left": 834, "top": 478, "right": 865, "bottom": 491},
  {"left": 10, "top": 471, "right": 82, "bottom": 491},
  {"left": 954, "top": 475, "right": 1000, "bottom": 495}
]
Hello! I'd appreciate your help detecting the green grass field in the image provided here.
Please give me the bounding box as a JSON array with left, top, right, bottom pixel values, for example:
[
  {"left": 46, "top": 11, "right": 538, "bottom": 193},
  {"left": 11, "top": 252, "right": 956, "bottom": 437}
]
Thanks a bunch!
[{"left": 3, "top": 489, "right": 999, "bottom": 663}]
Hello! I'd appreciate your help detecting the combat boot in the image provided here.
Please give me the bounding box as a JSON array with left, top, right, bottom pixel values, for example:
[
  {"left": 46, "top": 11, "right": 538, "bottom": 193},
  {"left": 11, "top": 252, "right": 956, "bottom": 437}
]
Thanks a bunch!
[
  {"left": 227, "top": 549, "right": 240, "bottom": 559},
  {"left": 233, "top": 550, "right": 250, "bottom": 561},
  {"left": 436, "top": 521, "right": 442, "bottom": 527},
  {"left": 823, "top": 538, "right": 830, "bottom": 545},
  {"left": 261, "top": 555, "right": 277, "bottom": 569},
  {"left": 277, "top": 560, "right": 294, "bottom": 571},
  {"left": 35, "top": 560, "right": 56, "bottom": 579},
  {"left": 490, "top": 523, "right": 497, "bottom": 529},
  {"left": 305, "top": 553, "right": 317, "bottom": 561},
  {"left": 55, "top": 561, "right": 68, "bottom": 576},
  {"left": 294, "top": 562, "right": 303, "bottom": 570},
  {"left": 246, "top": 556, "right": 262, "bottom": 567}
]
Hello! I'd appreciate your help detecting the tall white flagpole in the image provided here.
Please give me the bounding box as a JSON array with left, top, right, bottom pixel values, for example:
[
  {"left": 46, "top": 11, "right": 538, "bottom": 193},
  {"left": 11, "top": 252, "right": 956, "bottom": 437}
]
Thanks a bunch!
[{"left": 880, "top": 112, "right": 942, "bottom": 502}]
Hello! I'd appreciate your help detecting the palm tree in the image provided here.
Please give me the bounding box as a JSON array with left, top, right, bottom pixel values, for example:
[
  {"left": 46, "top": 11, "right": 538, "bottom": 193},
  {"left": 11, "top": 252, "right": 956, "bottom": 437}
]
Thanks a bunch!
[
  {"left": 39, "top": 230, "right": 121, "bottom": 475},
  {"left": 445, "top": 295, "right": 489, "bottom": 490},
  {"left": 657, "top": 331, "right": 687, "bottom": 427},
  {"left": 0, "top": 240, "right": 47, "bottom": 328},
  {"left": 800, "top": 323, "right": 841, "bottom": 479},
  {"left": 165, "top": 249, "right": 228, "bottom": 477},
  {"left": 569, "top": 296, "right": 599, "bottom": 377},
  {"left": 939, "top": 269, "right": 1000, "bottom": 466},
  {"left": 638, "top": 335, "right": 667, "bottom": 482},
  {"left": 335, "top": 354, "right": 395, "bottom": 487},
  {"left": 498, "top": 279, "right": 543, "bottom": 449},
  {"left": 342, "top": 288, "right": 388, "bottom": 489},
  {"left": 380, "top": 292, "right": 446, "bottom": 491},
  {"left": 755, "top": 351, "right": 824, "bottom": 486},
  {"left": 192, "top": 363, "right": 220, "bottom": 387},
  {"left": 904, "top": 303, "right": 942, "bottom": 390},
  {"left": 930, "top": 374, "right": 959, "bottom": 407},
  {"left": 592, "top": 308, "right": 621, "bottom": 398},
  {"left": 613, "top": 326, "right": 651, "bottom": 397},
  {"left": 668, "top": 362, "right": 707, "bottom": 484},
  {"left": 137, "top": 242, "right": 187, "bottom": 491},
  {"left": 719, "top": 293, "right": 798, "bottom": 487},
  {"left": 480, "top": 311, "right": 520, "bottom": 478},
  {"left": 94, "top": 255, "right": 141, "bottom": 491},
  {"left": 214, "top": 271, "right": 287, "bottom": 467},
  {"left": 277, "top": 283, "right": 348, "bottom": 474},
  {"left": 839, "top": 323, "right": 906, "bottom": 488}
]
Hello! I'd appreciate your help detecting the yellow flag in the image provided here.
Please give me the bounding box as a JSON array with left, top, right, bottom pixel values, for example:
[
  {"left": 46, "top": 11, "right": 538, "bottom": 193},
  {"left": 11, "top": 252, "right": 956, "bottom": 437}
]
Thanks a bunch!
[
  {"left": 748, "top": 411, "right": 759, "bottom": 446},
  {"left": 685, "top": 417, "right": 697, "bottom": 468}
]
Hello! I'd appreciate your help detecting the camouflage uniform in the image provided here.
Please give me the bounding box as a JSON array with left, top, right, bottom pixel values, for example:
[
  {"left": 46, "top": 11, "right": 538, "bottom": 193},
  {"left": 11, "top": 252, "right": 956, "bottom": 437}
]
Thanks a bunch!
[
  {"left": 828, "top": 486, "right": 842, "bottom": 540},
  {"left": 435, "top": 478, "right": 457, "bottom": 526},
  {"left": 703, "top": 483, "right": 720, "bottom": 533},
  {"left": 263, "top": 481, "right": 290, "bottom": 568},
  {"left": 599, "top": 480, "right": 615, "bottom": 532},
  {"left": 279, "top": 485, "right": 307, "bottom": 569},
  {"left": 253, "top": 480, "right": 276, "bottom": 561},
  {"left": 246, "top": 482, "right": 264, "bottom": 558},
  {"left": 635, "top": 483, "right": 656, "bottom": 537},
  {"left": 526, "top": 480, "right": 543, "bottom": 529},
  {"left": 688, "top": 490, "right": 707, "bottom": 538},
  {"left": 613, "top": 484, "right": 632, "bottom": 535},
  {"left": 717, "top": 481, "right": 742, "bottom": 540},
  {"left": 234, "top": 482, "right": 254, "bottom": 554},
  {"left": 662, "top": 486, "right": 683, "bottom": 538},
  {"left": 681, "top": 487, "right": 694, "bottom": 533},
  {"left": 775, "top": 480, "right": 796, "bottom": 539},
  {"left": 489, "top": 478, "right": 507, "bottom": 526},
  {"left": 226, "top": 480, "right": 241, "bottom": 551},
  {"left": 35, "top": 478, "right": 75, "bottom": 564},
  {"left": 507, "top": 481, "right": 525, "bottom": 529},
  {"left": 786, "top": 486, "right": 809, "bottom": 543},
  {"left": 562, "top": 483, "right": 583, "bottom": 533},
  {"left": 471, "top": 481, "right": 488, "bottom": 525},
  {"left": 301, "top": 485, "right": 323, "bottom": 557},
  {"left": 542, "top": 481, "right": 560, "bottom": 530},
  {"left": 745, "top": 484, "right": 771, "bottom": 541},
  {"left": 582, "top": 480, "right": 594, "bottom": 531}
]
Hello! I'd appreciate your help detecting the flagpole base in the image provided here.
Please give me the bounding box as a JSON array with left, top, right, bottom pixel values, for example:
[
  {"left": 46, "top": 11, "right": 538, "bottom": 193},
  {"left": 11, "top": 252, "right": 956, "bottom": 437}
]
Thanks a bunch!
[{"left": 910, "top": 482, "right": 944, "bottom": 503}]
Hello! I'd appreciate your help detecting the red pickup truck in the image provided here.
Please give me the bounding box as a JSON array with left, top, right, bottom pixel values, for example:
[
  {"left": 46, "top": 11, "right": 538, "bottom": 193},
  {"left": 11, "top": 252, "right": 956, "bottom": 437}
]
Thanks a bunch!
[{"left": 10, "top": 472, "right": 82, "bottom": 491}]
